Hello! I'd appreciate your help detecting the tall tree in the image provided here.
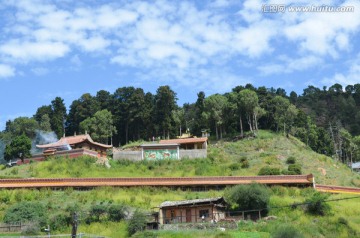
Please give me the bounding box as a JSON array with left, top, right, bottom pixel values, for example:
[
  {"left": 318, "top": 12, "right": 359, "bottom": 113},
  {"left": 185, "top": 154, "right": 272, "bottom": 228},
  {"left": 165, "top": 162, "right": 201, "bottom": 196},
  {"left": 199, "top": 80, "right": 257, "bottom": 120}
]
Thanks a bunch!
[
  {"left": 5, "top": 117, "right": 39, "bottom": 139},
  {"left": 67, "top": 94, "right": 100, "bottom": 135},
  {"left": 272, "top": 96, "right": 298, "bottom": 136},
  {"left": 204, "top": 94, "right": 228, "bottom": 139},
  {"left": 4, "top": 134, "right": 32, "bottom": 162},
  {"left": 154, "top": 86, "right": 177, "bottom": 139},
  {"left": 51, "top": 97, "right": 67, "bottom": 138},
  {"left": 239, "top": 89, "right": 261, "bottom": 136},
  {"left": 39, "top": 114, "right": 52, "bottom": 132},
  {"left": 79, "top": 110, "right": 117, "bottom": 144}
]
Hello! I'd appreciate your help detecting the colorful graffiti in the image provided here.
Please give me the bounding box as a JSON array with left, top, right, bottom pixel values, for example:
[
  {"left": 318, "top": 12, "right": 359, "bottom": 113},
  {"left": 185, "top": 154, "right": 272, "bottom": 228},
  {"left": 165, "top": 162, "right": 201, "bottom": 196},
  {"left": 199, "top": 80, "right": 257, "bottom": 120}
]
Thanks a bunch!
[{"left": 144, "top": 149, "right": 178, "bottom": 160}]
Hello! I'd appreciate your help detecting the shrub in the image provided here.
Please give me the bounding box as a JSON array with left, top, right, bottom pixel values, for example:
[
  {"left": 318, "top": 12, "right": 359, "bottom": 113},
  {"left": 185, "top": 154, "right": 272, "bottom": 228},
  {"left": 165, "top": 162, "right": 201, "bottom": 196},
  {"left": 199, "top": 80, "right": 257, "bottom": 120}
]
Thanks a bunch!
[
  {"left": 229, "top": 163, "right": 240, "bottom": 171},
  {"left": 272, "top": 224, "right": 303, "bottom": 238},
  {"left": 305, "top": 192, "right": 331, "bottom": 216},
  {"left": 288, "top": 164, "right": 302, "bottom": 175},
  {"left": 224, "top": 183, "right": 270, "bottom": 216},
  {"left": 108, "top": 204, "right": 127, "bottom": 222},
  {"left": 21, "top": 223, "right": 41, "bottom": 236},
  {"left": 241, "top": 160, "right": 249, "bottom": 168},
  {"left": 286, "top": 156, "right": 296, "bottom": 164},
  {"left": 258, "top": 166, "right": 280, "bottom": 175},
  {"left": 128, "top": 210, "right": 147, "bottom": 236},
  {"left": 4, "top": 201, "right": 47, "bottom": 226}
]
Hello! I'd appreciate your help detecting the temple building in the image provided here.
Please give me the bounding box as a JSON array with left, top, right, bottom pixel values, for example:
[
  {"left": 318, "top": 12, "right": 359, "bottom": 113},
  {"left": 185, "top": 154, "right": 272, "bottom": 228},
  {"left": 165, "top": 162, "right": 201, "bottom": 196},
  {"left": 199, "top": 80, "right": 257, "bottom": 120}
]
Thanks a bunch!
[{"left": 36, "top": 134, "right": 112, "bottom": 158}]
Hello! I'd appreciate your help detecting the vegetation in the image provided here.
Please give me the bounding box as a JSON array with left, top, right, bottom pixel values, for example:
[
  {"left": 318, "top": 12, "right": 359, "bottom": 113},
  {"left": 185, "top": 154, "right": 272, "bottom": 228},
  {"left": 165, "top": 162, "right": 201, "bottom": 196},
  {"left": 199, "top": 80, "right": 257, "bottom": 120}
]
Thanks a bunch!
[
  {"left": 304, "top": 192, "right": 331, "bottom": 216},
  {"left": 224, "top": 183, "right": 270, "bottom": 216},
  {"left": 127, "top": 210, "right": 147, "bottom": 236},
  {"left": 3, "top": 201, "right": 47, "bottom": 226}
]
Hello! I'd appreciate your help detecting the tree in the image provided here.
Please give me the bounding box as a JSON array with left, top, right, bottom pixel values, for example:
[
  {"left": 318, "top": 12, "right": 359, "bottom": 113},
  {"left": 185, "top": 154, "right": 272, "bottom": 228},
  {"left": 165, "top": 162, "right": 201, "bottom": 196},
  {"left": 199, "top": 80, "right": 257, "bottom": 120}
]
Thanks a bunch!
[
  {"left": 3, "top": 201, "right": 47, "bottom": 226},
  {"left": 239, "top": 89, "right": 262, "bottom": 135},
  {"left": 4, "top": 134, "right": 32, "bottom": 162},
  {"left": 305, "top": 192, "right": 331, "bottom": 216},
  {"left": 108, "top": 204, "right": 127, "bottom": 222},
  {"left": 39, "top": 114, "right": 52, "bottom": 132},
  {"left": 272, "top": 96, "right": 298, "bottom": 136},
  {"left": 5, "top": 117, "right": 39, "bottom": 138},
  {"left": 127, "top": 210, "right": 147, "bottom": 236},
  {"left": 154, "top": 86, "right": 177, "bottom": 139},
  {"left": 113, "top": 87, "right": 148, "bottom": 144},
  {"left": 80, "top": 110, "right": 117, "bottom": 144},
  {"left": 67, "top": 94, "right": 99, "bottom": 136},
  {"left": 224, "top": 183, "right": 270, "bottom": 216},
  {"left": 204, "top": 94, "right": 228, "bottom": 139},
  {"left": 51, "top": 97, "right": 67, "bottom": 138}
]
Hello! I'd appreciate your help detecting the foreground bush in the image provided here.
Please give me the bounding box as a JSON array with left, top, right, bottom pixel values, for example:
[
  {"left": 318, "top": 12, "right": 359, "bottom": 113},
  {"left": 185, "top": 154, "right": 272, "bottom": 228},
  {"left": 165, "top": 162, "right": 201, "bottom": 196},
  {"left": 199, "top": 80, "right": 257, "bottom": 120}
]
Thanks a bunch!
[
  {"left": 4, "top": 201, "right": 47, "bottom": 226},
  {"left": 128, "top": 210, "right": 147, "bottom": 236},
  {"left": 224, "top": 183, "right": 270, "bottom": 216},
  {"left": 305, "top": 192, "right": 331, "bottom": 216},
  {"left": 272, "top": 224, "right": 303, "bottom": 238}
]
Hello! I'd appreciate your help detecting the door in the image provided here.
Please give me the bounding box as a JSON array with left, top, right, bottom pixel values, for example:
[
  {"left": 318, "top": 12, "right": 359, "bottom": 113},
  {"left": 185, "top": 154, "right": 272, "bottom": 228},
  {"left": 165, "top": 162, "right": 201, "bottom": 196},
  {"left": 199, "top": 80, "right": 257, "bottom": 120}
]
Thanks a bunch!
[{"left": 186, "top": 209, "right": 191, "bottom": 222}]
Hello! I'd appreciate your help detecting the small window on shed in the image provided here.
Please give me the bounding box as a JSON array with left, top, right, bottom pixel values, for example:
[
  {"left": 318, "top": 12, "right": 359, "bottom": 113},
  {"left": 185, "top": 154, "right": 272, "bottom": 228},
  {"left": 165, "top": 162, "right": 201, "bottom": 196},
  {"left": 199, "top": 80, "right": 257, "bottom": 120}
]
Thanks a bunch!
[{"left": 199, "top": 209, "right": 209, "bottom": 218}]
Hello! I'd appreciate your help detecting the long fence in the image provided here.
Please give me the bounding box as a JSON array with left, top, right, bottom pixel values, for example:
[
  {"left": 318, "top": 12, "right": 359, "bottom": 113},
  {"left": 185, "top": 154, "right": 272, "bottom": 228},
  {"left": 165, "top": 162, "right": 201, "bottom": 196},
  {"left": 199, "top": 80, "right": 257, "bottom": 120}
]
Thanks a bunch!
[{"left": 0, "top": 175, "right": 314, "bottom": 189}]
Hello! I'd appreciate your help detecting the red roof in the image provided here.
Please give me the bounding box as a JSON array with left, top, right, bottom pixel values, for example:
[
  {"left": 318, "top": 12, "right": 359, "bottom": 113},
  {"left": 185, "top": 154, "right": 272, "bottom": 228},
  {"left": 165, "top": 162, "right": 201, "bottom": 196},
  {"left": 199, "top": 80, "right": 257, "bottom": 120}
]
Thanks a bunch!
[
  {"left": 159, "top": 137, "right": 208, "bottom": 145},
  {"left": 36, "top": 134, "right": 112, "bottom": 149}
]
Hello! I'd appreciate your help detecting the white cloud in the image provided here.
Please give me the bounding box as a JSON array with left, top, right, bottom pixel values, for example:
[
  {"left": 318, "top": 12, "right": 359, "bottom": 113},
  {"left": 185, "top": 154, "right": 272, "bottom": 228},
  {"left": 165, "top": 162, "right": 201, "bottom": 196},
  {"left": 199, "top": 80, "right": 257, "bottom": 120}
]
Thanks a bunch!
[
  {"left": 0, "top": 64, "right": 15, "bottom": 78},
  {"left": 0, "top": 41, "right": 70, "bottom": 61},
  {"left": 322, "top": 56, "right": 360, "bottom": 86},
  {"left": 258, "top": 55, "right": 323, "bottom": 75}
]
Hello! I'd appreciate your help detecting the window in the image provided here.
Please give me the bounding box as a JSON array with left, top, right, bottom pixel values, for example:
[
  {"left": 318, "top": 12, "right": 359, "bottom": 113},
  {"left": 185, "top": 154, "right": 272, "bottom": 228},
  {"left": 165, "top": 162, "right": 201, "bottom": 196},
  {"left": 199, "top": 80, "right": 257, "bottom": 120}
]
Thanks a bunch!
[
  {"left": 171, "top": 210, "right": 175, "bottom": 219},
  {"left": 199, "top": 209, "right": 209, "bottom": 218}
]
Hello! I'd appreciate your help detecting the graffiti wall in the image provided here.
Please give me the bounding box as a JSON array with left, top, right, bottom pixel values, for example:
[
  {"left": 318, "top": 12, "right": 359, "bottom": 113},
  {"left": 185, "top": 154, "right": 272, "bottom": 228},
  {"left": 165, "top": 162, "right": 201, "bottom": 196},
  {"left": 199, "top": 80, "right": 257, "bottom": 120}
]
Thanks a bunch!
[{"left": 144, "top": 149, "right": 178, "bottom": 160}]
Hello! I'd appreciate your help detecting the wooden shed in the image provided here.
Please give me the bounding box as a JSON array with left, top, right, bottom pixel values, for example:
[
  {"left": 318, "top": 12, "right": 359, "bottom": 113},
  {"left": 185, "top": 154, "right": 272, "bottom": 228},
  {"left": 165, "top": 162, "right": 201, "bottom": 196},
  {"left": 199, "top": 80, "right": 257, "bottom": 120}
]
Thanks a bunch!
[{"left": 158, "top": 197, "right": 227, "bottom": 224}]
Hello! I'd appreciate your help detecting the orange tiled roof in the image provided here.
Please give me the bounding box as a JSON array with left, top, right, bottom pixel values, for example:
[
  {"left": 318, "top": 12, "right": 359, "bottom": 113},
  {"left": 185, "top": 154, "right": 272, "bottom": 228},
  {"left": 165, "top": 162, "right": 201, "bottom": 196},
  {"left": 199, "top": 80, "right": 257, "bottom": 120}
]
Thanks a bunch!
[
  {"left": 159, "top": 137, "right": 208, "bottom": 145},
  {"left": 36, "top": 134, "right": 112, "bottom": 149}
]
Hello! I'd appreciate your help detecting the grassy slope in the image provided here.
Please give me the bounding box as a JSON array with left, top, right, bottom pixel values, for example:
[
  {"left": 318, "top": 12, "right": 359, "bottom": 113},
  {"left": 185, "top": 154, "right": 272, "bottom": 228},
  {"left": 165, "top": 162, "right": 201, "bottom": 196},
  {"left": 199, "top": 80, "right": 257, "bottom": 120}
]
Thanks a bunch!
[
  {"left": 1, "top": 130, "right": 360, "bottom": 237},
  {"left": 1, "top": 130, "right": 359, "bottom": 186}
]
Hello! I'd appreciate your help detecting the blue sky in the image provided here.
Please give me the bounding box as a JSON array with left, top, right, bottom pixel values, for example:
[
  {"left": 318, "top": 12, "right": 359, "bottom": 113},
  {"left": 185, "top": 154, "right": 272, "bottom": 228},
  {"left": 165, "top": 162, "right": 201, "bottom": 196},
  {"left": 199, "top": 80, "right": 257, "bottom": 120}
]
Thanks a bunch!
[{"left": 1, "top": 0, "right": 360, "bottom": 130}]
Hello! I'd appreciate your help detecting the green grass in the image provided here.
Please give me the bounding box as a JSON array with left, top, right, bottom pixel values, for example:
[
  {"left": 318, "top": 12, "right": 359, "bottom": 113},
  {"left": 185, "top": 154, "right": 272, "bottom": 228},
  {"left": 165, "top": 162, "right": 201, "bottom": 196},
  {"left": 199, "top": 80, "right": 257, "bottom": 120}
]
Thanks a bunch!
[
  {"left": 1, "top": 130, "right": 358, "bottom": 186},
  {"left": 1, "top": 130, "right": 360, "bottom": 237}
]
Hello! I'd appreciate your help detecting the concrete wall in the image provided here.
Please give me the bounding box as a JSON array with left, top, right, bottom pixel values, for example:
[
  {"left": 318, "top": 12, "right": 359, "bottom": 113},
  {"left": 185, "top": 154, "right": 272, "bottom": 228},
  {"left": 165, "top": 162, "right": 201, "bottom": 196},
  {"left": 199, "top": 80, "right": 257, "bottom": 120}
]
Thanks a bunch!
[
  {"left": 114, "top": 149, "right": 207, "bottom": 161},
  {"left": 179, "top": 149, "right": 207, "bottom": 159},
  {"left": 113, "top": 151, "right": 142, "bottom": 161}
]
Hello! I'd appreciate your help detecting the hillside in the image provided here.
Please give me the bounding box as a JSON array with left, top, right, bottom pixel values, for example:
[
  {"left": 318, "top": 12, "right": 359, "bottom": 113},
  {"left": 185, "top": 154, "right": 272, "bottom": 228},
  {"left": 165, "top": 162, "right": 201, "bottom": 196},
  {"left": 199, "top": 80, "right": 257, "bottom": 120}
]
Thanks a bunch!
[
  {"left": 1, "top": 131, "right": 360, "bottom": 237},
  {"left": 1, "top": 130, "right": 359, "bottom": 187}
]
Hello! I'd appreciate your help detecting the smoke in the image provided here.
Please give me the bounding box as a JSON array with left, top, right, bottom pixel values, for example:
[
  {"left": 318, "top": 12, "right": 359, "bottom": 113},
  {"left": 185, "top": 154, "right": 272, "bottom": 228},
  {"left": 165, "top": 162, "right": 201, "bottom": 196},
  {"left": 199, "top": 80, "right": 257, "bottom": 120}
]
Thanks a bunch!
[
  {"left": 31, "top": 130, "right": 58, "bottom": 154},
  {"left": 0, "top": 139, "right": 5, "bottom": 164}
]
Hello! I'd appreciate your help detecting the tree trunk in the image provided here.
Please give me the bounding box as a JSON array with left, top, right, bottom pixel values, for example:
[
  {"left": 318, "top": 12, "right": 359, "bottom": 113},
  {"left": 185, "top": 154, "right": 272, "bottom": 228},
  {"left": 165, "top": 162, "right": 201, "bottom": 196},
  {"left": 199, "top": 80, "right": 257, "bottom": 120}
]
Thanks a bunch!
[
  {"left": 247, "top": 115, "right": 253, "bottom": 134},
  {"left": 125, "top": 121, "right": 129, "bottom": 144},
  {"left": 215, "top": 124, "right": 219, "bottom": 140},
  {"left": 240, "top": 116, "right": 243, "bottom": 137}
]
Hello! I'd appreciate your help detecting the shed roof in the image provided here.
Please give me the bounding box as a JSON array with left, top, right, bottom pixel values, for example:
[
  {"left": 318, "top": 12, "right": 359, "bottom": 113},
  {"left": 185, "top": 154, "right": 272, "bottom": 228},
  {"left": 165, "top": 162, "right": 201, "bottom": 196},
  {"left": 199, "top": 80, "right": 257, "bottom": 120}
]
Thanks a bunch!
[
  {"left": 36, "top": 134, "right": 112, "bottom": 149},
  {"left": 159, "top": 197, "right": 224, "bottom": 208},
  {"left": 159, "top": 137, "right": 208, "bottom": 145}
]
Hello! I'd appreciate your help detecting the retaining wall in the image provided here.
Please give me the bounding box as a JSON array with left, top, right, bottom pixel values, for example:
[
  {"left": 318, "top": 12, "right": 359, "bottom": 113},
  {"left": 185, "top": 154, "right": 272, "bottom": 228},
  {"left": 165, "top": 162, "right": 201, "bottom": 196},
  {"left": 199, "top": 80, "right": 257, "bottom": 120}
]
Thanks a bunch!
[{"left": 113, "top": 149, "right": 207, "bottom": 161}]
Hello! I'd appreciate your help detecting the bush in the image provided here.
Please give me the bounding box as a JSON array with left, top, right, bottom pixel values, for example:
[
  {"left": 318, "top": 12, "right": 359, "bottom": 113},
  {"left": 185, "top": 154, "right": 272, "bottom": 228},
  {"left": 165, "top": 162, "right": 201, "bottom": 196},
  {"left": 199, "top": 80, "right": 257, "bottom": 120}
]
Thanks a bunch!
[
  {"left": 272, "top": 224, "right": 303, "bottom": 238},
  {"left": 128, "top": 210, "right": 147, "bottom": 236},
  {"left": 224, "top": 183, "right": 270, "bottom": 216},
  {"left": 3, "top": 201, "right": 47, "bottom": 226},
  {"left": 241, "top": 159, "right": 249, "bottom": 168},
  {"left": 108, "top": 204, "right": 127, "bottom": 222},
  {"left": 305, "top": 192, "right": 331, "bottom": 216},
  {"left": 286, "top": 156, "right": 296, "bottom": 164},
  {"left": 288, "top": 164, "right": 302, "bottom": 175},
  {"left": 258, "top": 166, "right": 281, "bottom": 175},
  {"left": 229, "top": 163, "right": 240, "bottom": 171}
]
